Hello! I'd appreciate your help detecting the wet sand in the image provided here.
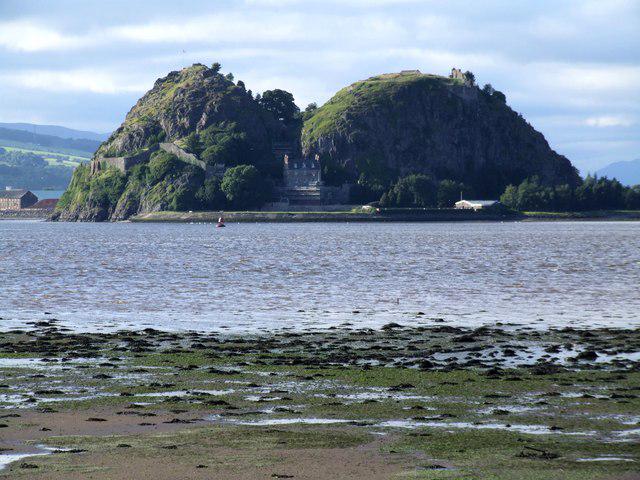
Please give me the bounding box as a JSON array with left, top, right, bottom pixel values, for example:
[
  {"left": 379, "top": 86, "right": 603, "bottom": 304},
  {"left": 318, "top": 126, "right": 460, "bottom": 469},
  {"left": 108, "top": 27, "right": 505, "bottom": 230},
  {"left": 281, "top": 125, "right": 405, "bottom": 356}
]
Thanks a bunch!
[{"left": 1, "top": 320, "right": 639, "bottom": 479}]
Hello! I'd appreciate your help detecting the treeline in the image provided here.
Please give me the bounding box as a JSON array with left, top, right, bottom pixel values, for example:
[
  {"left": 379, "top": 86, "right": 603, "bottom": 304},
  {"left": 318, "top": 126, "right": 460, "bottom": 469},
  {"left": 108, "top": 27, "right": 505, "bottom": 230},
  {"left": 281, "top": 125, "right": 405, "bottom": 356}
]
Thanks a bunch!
[
  {"left": 378, "top": 175, "right": 473, "bottom": 208},
  {"left": 348, "top": 172, "right": 640, "bottom": 211},
  {"left": 500, "top": 175, "right": 640, "bottom": 211},
  {"left": 0, "top": 147, "right": 74, "bottom": 189}
]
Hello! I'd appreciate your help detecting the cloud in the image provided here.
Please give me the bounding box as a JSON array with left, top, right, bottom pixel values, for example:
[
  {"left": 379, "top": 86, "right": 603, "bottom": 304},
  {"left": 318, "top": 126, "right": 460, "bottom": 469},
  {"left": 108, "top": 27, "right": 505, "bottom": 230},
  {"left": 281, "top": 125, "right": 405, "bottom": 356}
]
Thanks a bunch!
[
  {"left": 0, "top": 0, "right": 637, "bottom": 170},
  {"left": 108, "top": 13, "right": 307, "bottom": 44},
  {"left": 0, "top": 69, "right": 149, "bottom": 94},
  {"left": 585, "top": 115, "right": 635, "bottom": 128},
  {"left": 0, "top": 20, "right": 87, "bottom": 52},
  {"left": 549, "top": 65, "right": 640, "bottom": 92}
]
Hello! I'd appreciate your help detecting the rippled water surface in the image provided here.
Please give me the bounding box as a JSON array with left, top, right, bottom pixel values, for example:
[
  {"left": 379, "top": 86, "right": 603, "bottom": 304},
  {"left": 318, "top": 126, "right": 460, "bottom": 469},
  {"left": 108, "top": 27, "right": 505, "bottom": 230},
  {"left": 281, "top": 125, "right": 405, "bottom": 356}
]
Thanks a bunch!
[{"left": 1, "top": 220, "right": 638, "bottom": 332}]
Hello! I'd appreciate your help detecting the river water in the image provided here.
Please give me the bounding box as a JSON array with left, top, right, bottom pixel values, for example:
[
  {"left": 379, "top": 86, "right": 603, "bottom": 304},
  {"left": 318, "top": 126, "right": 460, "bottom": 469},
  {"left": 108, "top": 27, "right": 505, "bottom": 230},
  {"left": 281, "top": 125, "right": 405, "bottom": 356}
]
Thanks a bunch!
[{"left": 0, "top": 220, "right": 638, "bottom": 332}]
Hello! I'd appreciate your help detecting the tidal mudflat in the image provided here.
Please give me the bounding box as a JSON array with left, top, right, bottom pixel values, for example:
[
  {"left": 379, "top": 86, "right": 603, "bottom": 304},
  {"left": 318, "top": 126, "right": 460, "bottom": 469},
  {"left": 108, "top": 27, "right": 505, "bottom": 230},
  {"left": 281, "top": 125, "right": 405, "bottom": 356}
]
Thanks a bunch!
[{"left": 1, "top": 319, "right": 639, "bottom": 479}]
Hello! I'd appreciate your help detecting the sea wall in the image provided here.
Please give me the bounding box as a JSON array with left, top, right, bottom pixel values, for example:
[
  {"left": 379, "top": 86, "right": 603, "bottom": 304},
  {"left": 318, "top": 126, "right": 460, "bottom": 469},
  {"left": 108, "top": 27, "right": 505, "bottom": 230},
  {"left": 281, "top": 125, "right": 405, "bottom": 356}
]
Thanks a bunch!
[
  {"left": 0, "top": 208, "right": 52, "bottom": 220},
  {"left": 131, "top": 209, "right": 522, "bottom": 223}
]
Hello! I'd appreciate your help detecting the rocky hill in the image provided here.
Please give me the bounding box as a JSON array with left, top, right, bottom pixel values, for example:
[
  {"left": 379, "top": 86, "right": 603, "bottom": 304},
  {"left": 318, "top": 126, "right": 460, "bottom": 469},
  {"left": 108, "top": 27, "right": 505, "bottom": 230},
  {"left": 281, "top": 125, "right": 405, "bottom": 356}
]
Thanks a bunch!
[
  {"left": 54, "top": 64, "right": 282, "bottom": 221},
  {"left": 302, "top": 72, "right": 579, "bottom": 197},
  {"left": 54, "top": 66, "right": 581, "bottom": 221}
]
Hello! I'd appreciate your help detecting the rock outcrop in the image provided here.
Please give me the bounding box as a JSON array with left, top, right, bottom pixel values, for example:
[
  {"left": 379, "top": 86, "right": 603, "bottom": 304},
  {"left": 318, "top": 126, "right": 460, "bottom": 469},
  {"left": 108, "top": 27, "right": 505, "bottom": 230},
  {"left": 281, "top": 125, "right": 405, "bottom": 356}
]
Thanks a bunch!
[
  {"left": 96, "top": 64, "right": 277, "bottom": 159},
  {"left": 54, "top": 64, "right": 280, "bottom": 221},
  {"left": 302, "top": 72, "right": 580, "bottom": 196}
]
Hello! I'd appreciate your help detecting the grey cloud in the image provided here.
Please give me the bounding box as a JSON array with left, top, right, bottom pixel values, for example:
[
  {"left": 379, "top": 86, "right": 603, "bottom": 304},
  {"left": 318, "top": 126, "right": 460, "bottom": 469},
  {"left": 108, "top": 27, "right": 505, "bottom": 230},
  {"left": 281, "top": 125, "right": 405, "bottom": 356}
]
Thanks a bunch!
[{"left": 0, "top": 0, "right": 637, "bottom": 171}]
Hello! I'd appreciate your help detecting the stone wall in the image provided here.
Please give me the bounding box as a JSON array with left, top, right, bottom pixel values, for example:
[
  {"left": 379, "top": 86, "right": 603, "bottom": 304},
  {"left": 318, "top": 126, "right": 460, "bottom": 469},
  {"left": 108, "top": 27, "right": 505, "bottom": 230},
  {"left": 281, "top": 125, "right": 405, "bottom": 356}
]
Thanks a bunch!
[
  {"left": 450, "top": 68, "right": 465, "bottom": 81},
  {"left": 93, "top": 143, "right": 215, "bottom": 178},
  {"left": 159, "top": 143, "right": 204, "bottom": 170},
  {"left": 0, "top": 208, "right": 51, "bottom": 219},
  {"left": 94, "top": 145, "right": 159, "bottom": 174},
  {"left": 284, "top": 167, "right": 321, "bottom": 188},
  {"left": 320, "top": 184, "right": 351, "bottom": 204}
]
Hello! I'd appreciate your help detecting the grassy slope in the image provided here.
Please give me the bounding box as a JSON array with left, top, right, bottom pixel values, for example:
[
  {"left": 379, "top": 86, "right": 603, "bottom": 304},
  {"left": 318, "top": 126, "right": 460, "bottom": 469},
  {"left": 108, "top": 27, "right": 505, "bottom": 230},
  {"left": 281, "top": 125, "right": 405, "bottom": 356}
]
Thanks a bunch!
[{"left": 302, "top": 72, "right": 460, "bottom": 146}]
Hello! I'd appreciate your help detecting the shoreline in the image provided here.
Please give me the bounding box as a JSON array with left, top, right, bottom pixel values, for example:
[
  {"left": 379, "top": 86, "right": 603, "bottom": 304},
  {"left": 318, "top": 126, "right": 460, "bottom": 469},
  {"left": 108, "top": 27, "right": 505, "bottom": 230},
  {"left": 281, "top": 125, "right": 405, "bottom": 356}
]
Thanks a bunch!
[
  {"left": 130, "top": 209, "right": 640, "bottom": 223},
  {"left": 4, "top": 209, "right": 640, "bottom": 222},
  {"left": 130, "top": 209, "right": 522, "bottom": 223},
  {"left": 132, "top": 209, "right": 640, "bottom": 223},
  {"left": 1, "top": 321, "right": 638, "bottom": 478}
]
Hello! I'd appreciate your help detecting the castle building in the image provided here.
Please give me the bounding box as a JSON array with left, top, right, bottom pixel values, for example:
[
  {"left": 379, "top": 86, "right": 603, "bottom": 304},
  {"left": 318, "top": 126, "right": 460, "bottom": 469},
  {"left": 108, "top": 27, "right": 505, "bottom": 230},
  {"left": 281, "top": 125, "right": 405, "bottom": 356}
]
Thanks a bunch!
[
  {"left": 272, "top": 143, "right": 349, "bottom": 206},
  {"left": 449, "top": 67, "right": 474, "bottom": 87},
  {"left": 450, "top": 68, "right": 465, "bottom": 81},
  {"left": 283, "top": 153, "right": 321, "bottom": 187},
  {"left": 280, "top": 149, "right": 322, "bottom": 205}
]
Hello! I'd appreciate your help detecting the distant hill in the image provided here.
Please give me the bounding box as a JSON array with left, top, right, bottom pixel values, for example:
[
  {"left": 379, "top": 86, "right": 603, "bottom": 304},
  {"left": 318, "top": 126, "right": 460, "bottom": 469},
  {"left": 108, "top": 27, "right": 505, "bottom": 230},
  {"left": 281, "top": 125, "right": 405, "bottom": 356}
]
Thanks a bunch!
[
  {"left": 596, "top": 159, "right": 640, "bottom": 186},
  {"left": 0, "top": 146, "right": 75, "bottom": 190},
  {"left": 0, "top": 122, "right": 109, "bottom": 142},
  {"left": 0, "top": 127, "right": 101, "bottom": 155}
]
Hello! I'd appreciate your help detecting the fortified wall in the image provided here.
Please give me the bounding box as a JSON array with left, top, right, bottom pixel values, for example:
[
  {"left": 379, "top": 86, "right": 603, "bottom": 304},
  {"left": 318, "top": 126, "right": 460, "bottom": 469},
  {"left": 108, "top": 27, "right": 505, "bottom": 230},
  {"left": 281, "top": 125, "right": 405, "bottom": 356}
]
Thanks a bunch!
[
  {"left": 91, "top": 143, "right": 217, "bottom": 178},
  {"left": 447, "top": 67, "right": 478, "bottom": 102}
]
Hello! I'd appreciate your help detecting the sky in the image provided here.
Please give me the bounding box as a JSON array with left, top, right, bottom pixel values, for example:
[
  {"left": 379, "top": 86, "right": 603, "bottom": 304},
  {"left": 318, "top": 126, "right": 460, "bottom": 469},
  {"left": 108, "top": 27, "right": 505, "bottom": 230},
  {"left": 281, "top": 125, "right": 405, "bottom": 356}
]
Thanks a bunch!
[{"left": 0, "top": 0, "right": 638, "bottom": 173}]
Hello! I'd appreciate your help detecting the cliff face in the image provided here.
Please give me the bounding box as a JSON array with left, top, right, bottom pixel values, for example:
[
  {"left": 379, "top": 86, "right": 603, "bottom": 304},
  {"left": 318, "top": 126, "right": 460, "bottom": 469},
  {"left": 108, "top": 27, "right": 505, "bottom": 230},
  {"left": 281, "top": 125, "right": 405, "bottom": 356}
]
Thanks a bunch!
[{"left": 302, "top": 73, "right": 579, "bottom": 196}]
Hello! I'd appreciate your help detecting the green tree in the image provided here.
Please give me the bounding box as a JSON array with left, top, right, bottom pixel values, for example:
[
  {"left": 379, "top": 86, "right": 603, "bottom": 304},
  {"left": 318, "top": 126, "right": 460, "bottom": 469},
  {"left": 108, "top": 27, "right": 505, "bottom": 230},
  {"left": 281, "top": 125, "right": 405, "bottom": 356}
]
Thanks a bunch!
[
  {"left": 221, "top": 164, "right": 272, "bottom": 209},
  {"left": 201, "top": 131, "right": 250, "bottom": 167},
  {"left": 259, "top": 89, "right": 300, "bottom": 124},
  {"left": 482, "top": 83, "right": 495, "bottom": 95},
  {"left": 492, "top": 90, "right": 506, "bottom": 103},
  {"left": 225, "top": 72, "right": 234, "bottom": 82},
  {"left": 147, "top": 151, "right": 181, "bottom": 184},
  {"left": 553, "top": 184, "right": 574, "bottom": 211},
  {"left": 183, "top": 132, "right": 202, "bottom": 155},
  {"left": 500, "top": 184, "right": 518, "bottom": 209},
  {"left": 169, "top": 187, "right": 198, "bottom": 211},
  {"left": 211, "top": 62, "right": 221, "bottom": 74},
  {"left": 499, "top": 177, "right": 552, "bottom": 211},
  {"left": 381, "top": 174, "right": 436, "bottom": 207},
  {"left": 574, "top": 175, "right": 625, "bottom": 210},
  {"left": 89, "top": 168, "right": 126, "bottom": 209},
  {"left": 320, "top": 154, "right": 350, "bottom": 186},
  {"left": 437, "top": 179, "right": 472, "bottom": 208},
  {"left": 514, "top": 177, "right": 553, "bottom": 211},
  {"left": 195, "top": 177, "right": 226, "bottom": 210},
  {"left": 354, "top": 153, "right": 396, "bottom": 195},
  {"left": 197, "top": 122, "right": 276, "bottom": 176},
  {"left": 464, "top": 71, "right": 475, "bottom": 85},
  {"left": 592, "top": 176, "right": 625, "bottom": 209},
  {"left": 302, "top": 103, "right": 318, "bottom": 121},
  {"left": 625, "top": 185, "right": 640, "bottom": 209}
]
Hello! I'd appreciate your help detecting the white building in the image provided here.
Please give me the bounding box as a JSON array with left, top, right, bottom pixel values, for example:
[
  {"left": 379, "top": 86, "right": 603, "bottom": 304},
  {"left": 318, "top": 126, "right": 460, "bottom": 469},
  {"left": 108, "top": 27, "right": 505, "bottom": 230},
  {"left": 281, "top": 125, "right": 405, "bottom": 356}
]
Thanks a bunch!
[{"left": 454, "top": 200, "right": 500, "bottom": 210}]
